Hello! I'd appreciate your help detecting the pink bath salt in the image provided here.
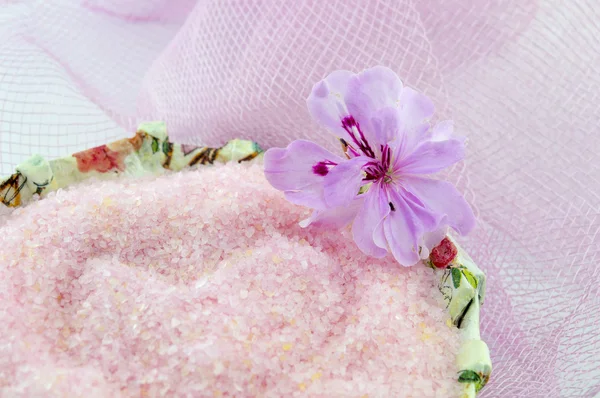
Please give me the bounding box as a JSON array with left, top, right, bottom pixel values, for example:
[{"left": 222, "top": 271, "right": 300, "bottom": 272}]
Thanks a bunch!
[{"left": 0, "top": 162, "right": 462, "bottom": 397}]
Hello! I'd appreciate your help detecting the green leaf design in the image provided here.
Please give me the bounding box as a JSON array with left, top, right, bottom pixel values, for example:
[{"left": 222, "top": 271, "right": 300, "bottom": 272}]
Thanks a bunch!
[
  {"left": 451, "top": 267, "right": 461, "bottom": 289},
  {"left": 462, "top": 268, "right": 478, "bottom": 289},
  {"left": 151, "top": 137, "right": 159, "bottom": 154},
  {"left": 252, "top": 141, "right": 264, "bottom": 154},
  {"left": 458, "top": 370, "right": 481, "bottom": 384},
  {"left": 162, "top": 140, "right": 171, "bottom": 155},
  {"left": 477, "top": 374, "right": 490, "bottom": 392}
]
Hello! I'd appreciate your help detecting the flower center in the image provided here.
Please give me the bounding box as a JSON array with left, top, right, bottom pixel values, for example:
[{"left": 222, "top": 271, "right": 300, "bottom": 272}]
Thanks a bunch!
[{"left": 363, "top": 144, "right": 394, "bottom": 184}]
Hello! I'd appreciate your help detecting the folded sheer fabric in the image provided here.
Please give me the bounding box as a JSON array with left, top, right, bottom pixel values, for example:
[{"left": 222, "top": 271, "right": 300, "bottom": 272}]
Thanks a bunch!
[{"left": 0, "top": 1, "right": 598, "bottom": 396}]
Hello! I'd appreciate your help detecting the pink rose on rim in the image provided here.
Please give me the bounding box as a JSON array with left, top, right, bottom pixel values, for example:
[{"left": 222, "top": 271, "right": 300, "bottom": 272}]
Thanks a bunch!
[{"left": 264, "top": 66, "right": 475, "bottom": 266}]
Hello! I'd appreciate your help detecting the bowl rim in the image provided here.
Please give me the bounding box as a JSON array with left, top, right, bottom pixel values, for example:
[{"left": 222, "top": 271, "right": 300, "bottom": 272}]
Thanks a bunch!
[{"left": 1, "top": 121, "right": 492, "bottom": 397}]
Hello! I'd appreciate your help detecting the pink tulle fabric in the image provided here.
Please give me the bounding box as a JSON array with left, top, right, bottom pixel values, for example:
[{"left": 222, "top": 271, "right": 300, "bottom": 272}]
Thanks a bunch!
[{"left": 0, "top": 1, "right": 598, "bottom": 397}]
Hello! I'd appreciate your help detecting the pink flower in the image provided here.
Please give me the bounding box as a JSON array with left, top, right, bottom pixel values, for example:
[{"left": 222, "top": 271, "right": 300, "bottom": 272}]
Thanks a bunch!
[{"left": 264, "top": 66, "right": 475, "bottom": 266}]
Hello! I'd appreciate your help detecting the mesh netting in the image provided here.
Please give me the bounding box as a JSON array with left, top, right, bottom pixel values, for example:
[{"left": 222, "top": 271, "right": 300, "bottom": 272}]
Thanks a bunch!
[{"left": 1, "top": 0, "right": 599, "bottom": 397}]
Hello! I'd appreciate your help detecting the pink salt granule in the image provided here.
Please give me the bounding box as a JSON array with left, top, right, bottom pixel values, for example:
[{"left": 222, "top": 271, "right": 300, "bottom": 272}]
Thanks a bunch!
[{"left": 0, "top": 162, "right": 461, "bottom": 397}]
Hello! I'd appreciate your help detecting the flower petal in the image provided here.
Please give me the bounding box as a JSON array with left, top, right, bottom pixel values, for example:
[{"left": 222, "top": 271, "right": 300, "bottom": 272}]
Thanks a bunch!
[
  {"left": 398, "top": 87, "right": 434, "bottom": 131},
  {"left": 346, "top": 66, "right": 403, "bottom": 112},
  {"left": 372, "top": 215, "right": 387, "bottom": 251},
  {"left": 395, "top": 139, "right": 465, "bottom": 175},
  {"left": 430, "top": 120, "right": 465, "bottom": 144},
  {"left": 307, "top": 70, "right": 354, "bottom": 138},
  {"left": 395, "top": 87, "right": 435, "bottom": 155},
  {"left": 403, "top": 176, "right": 476, "bottom": 235},
  {"left": 300, "top": 197, "right": 363, "bottom": 229},
  {"left": 401, "top": 187, "right": 443, "bottom": 232},
  {"left": 381, "top": 187, "right": 446, "bottom": 265},
  {"left": 382, "top": 189, "right": 421, "bottom": 266},
  {"left": 344, "top": 67, "right": 403, "bottom": 147},
  {"left": 323, "top": 156, "right": 369, "bottom": 208},
  {"left": 264, "top": 140, "right": 343, "bottom": 209},
  {"left": 401, "top": 188, "right": 448, "bottom": 259},
  {"left": 370, "top": 107, "right": 402, "bottom": 147},
  {"left": 352, "top": 183, "right": 389, "bottom": 258},
  {"left": 284, "top": 188, "right": 326, "bottom": 210},
  {"left": 264, "top": 140, "right": 343, "bottom": 190}
]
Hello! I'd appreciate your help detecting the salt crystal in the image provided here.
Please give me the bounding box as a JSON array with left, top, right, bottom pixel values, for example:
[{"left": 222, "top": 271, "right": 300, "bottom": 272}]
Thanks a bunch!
[{"left": 213, "top": 361, "right": 225, "bottom": 375}]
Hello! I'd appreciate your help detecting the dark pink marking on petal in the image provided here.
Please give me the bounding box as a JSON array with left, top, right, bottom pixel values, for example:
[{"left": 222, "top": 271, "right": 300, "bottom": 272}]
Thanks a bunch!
[
  {"left": 313, "top": 162, "right": 330, "bottom": 176},
  {"left": 312, "top": 160, "right": 338, "bottom": 176},
  {"left": 341, "top": 115, "right": 376, "bottom": 158}
]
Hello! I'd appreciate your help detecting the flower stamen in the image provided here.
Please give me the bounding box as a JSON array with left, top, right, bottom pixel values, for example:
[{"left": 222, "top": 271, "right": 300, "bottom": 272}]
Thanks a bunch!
[
  {"left": 340, "top": 138, "right": 360, "bottom": 158},
  {"left": 360, "top": 144, "right": 396, "bottom": 185}
]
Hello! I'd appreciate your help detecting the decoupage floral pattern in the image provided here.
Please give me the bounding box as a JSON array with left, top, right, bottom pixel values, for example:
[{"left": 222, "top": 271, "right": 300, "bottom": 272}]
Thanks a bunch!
[
  {"left": 427, "top": 237, "right": 491, "bottom": 397},
  {"left": 0, "top": 122, "right": 262, "bottom": 208}
]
